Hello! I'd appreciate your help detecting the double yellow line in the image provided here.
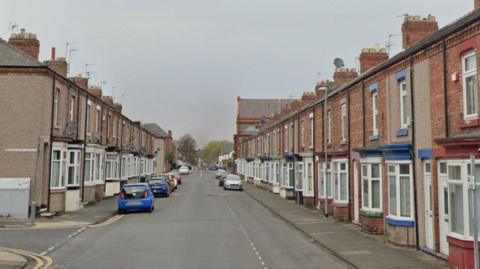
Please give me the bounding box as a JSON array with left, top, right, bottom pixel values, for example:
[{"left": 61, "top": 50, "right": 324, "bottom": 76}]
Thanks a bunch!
[
  {"left": 89, "top": 214, "right": 124, "bottom": 228},
  {"left": 0, "top": 247, "right": 52, "bottom": 269}
]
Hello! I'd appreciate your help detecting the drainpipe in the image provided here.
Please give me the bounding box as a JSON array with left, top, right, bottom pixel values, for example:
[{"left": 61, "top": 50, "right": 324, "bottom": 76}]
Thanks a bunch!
[
  {"left": 313, "top": 108, "right": 317, "bottom": 207},
  {"left": 47, "top": 77, "right": 56, "bottom": 211},
  {"left": 324, "top": 90, "right": 329, "bottom": 217},
  {"left": 347, "top": 87, "right": 352, "bottom": 222},
  {"left": 409, "top": 56, "right": 420, "bottom": 251},
  {"left": 442, "top": 40, "right": 449, "bottom": 138},
  {"left": 81, "top": 95, "right": 88, "bottom": 202},
  {"left": 76, "top": 88, "right": 80, "bottom": 140}
]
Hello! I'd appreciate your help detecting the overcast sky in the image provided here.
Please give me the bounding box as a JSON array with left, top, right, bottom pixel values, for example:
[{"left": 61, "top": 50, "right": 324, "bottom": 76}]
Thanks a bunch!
[{"left": 1, "top": 0, "right": 474, "bottom": 146}]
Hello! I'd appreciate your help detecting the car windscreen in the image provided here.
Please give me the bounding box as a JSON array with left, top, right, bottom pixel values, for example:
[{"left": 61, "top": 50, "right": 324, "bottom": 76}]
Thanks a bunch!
[
  {"left": 226, "top": 175, "right": 241, "bottom": 181},
  {"left": 122, "top": 185, "right": 147, "bottom": 199},
  {"left": 149, "top": 179, "right": 165, "bottom": 185}
]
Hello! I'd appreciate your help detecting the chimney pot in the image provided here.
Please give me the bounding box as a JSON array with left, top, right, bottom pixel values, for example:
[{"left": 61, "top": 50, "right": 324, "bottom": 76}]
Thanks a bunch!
[{"left": 51, "top": 47, "right": 56, "bottom": 60}]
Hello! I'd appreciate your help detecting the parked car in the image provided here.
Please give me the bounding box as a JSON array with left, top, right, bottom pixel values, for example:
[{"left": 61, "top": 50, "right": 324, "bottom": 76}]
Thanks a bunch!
[
  {"left": 179, "top": 165, "right": 190, "bottom": 175},
  {"left": 118, "top": 183, "right": 155, "bottom": 213},
  {"left": 215, "top": 169, "right": 226, "bottom": 179},
  {"left": 148, "top": 178, "right": 170, "bottom": 197},
  {"left": 218, "top": 173, "right": 229, "bottom": 187},
  {"left": 160, "top": 174, "right": 176, "bottom": 192},
  {"left": 208, "top": 164, "right": 218, "bottom": 171},
  {"left": 170, "top": 170, "right": 182, "bottom": 185},
  {"left": 224, "top": 175, "right": 243, "bottom": 191}
]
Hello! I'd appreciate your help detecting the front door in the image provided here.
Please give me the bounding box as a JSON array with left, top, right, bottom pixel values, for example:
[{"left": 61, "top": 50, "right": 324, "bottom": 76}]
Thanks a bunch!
[
  {"left": 438, "top": 161, "right": 449, "bottom": 255},
  {"left": 424, "top": 161, "right": 434, "bottom": 250},
  {"left": 353, "top": 160, "right": 359, "bottom": 223}
]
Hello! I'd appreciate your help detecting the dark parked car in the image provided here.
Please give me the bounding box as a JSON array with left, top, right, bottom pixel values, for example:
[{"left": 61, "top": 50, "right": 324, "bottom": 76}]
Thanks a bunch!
[
  {"left": 215, "top": 169, "right": 226, "bottom": 179},
  {"left": 218, "top": 173, "right": 228, "bottom": 187},
  {"left": 148, "top": 178, "right": 170, "bottom": 197},
  {"left": 208, "top": 164, "right": 218, "bottom": 171},
  {"left": 118, "top": 183, "right": 155, "bottom": 213}
]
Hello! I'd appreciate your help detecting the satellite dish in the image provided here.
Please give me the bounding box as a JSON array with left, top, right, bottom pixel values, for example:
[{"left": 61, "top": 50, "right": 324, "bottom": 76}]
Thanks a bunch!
[{"left": 333, "top": 58, "right": 345, "bottom": 69}]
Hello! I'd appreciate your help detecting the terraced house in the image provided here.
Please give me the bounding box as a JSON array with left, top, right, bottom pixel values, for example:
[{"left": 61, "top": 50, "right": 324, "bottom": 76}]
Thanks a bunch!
[
  {"left": 236, "top": 2, "right": 480, "bottom": 268},
  {"left": 0, "top": 30, "right": 172, "bottom": 214}
]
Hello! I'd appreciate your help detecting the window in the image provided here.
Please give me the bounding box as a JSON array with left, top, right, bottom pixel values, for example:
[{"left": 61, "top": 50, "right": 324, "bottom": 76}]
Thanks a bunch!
[
  {"left": 290, "top": 123, "right": 294, "bottom": 152},
  {"left": 284, "top": 125, "right": 288, "bottom": 152},
  {"left": 341, "top": 104, "right": 347, "bottom": 141},
  {"left": 319, "top": 163, "right": 324, "bottom": 198},
  {"left": 362, "top": 162, "right": 382, "bottom": 211},
  {"left": 309, "top": 113, "right": 314, "bottom": 148},
  {"left": 306, "top": 162, "right": 313, "bottom": 193},
  {"left": 327, "top": 110, "right": 332, "bottom": 144},
  {"left": 282, "top": 162, "right": 288, "bottom": 186},
  {"left": 51, "top": 149, "right": 66, "bottom": 188},
  {"left": 333, "top": 161, "right": 348, "bottom": 202},
  {"left": 54, "top": 89, "right": 60, "bottom": 127},
  {"left": 326, "top": 162, "right": 332, "bottom": 198},
  {"left": 95, "top": 106, "right": 101, "bottom": 133},
  {"left": 387, "top": 163, "right": 412, "bottom": 218},
  {"left": 69, "top": 95, "right": 75, "bottom": 121},
  {"left": 85, "top": 153, "right": 94, "bottom": 183},
  {"left": 462, "top": 51, "right": 478, "bottom": 119},
  {"left": 67, "top": 150, "right": 80, "bottom": 186},
  {"left": 372, "top": 93, "right": 379, "bottom": 135},
  {"left": 121, "top": 156, "right": 127, "bottom": 178},
  {"left": 86, "top": 101, "right": 92, "bottom": 135},
  {"left": 399, "top": 81, "right": 409, "bottom": 128},
  {"left": 300, "top": 120, "right": 305, "bottom": 150},
  {"left": 113, "top": 119, "right": 117, "bottom": 138},
  {"left": 296, "top": 162, "right": 304, "bottom": 190},
  {"left": 448, "top": 164, "right": 464, "bottom": 235},
  {"left": 94, "top": 153, "right": 103, "bottom": 183},
  {"left": 275, "top": 163, "right": 280, "bottom": 185}
]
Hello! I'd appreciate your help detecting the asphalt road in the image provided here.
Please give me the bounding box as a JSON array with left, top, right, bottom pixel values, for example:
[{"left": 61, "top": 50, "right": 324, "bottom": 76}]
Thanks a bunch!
[{"left": 37, "top": 171, "right": 349, "bottom": 268}]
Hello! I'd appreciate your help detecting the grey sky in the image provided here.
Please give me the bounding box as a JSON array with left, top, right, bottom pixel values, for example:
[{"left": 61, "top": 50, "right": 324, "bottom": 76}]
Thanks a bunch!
[{"left": 1, "top": 0, "right": 473, "bottom": 146}]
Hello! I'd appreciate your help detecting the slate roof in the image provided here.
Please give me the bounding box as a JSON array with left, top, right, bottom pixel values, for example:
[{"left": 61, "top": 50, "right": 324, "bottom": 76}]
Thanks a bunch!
[
  {"left": 142, "top": 123, "right": 170, "bottom": 138},
  {"left": 0, "top": 38, "right": 43, "bottom": 67},
  {"left": 237, "top": 99, "right": 295, "bottom": 119}
]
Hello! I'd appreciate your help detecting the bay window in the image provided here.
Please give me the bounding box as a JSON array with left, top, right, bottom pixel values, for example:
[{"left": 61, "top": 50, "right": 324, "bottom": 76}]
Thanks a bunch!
[
  {"left": 85, "top": 153, "right": 94, "bottom": 183},
  {"left": 387, "top": 162, "right": 413, "bottom": 219},
  {"left": 362, "top": 162, "right": 382, "bottom": 211},
  {"left": 462, "top": 51, "right": 478, "bottom": 120},
  {"left": 51, "top": 149, "right": 66, "bottom": 188}
]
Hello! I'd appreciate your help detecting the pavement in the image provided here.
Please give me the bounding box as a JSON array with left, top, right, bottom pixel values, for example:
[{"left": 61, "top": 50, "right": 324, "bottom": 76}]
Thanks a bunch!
[
  {"left": 0, "top": 251, "right": 26, "bottom": 269},
  {"left": 243, "top": 183, "right": 449, "bottom": 269}
]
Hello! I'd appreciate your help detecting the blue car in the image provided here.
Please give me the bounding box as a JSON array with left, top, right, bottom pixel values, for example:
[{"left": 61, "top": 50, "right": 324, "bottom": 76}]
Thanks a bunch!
[
  {"left": 148, "top": 177, "right": 170, "bottom": 197},
  {"left": 118, "top": 183, "right": 155, "bottom": 213}
]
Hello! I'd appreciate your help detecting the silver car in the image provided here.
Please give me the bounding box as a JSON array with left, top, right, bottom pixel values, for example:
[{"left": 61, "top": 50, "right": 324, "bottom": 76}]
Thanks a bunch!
[{"left": 223, "top": 175, "right": 243, "bottom": 191}]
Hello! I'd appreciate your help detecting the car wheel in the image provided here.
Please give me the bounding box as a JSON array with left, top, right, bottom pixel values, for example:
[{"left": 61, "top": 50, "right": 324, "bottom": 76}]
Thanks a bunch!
[
  {"left": 147, "top": 205, "right": 153, "bottom": 213},
  {"left": 118, "top": 210, "right": 124, "bottom": 214}
]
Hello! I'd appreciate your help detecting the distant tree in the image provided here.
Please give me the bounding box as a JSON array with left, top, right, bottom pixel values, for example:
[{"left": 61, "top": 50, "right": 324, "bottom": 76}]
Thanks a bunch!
[
  {"left": 177, "top": 134, "right": 198, "bottom": 165},
  {"left": 200, "top": 140, "right": 233, "bottom": 164}
]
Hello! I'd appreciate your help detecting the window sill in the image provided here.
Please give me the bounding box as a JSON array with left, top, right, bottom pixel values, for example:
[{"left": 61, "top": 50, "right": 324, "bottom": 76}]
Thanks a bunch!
[
  {"left": 50, "top": 187, "right": 66, "bottom": 192},
  {"left": 84, "top": 182, "right": 96, "bottom": 187},
  {"left": 386, "top": 216, "right": 415, "bottom": 227},
  {"left": 369, "top": 134, "right": 380, "bottom": 141},
  {"left": 396, "top": 129, "right": 409, "bottom": 137},
  {"left": 459, "top": 118, "right": 480, "bottom": 129},
  {"left": 360, "top": 209, "right": 383, "bottom": 218}
]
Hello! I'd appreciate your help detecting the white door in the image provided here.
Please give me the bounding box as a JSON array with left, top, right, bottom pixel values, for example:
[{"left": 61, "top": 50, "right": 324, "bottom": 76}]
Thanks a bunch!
[
  {"left": 424, "top": 161, "right": 434, "bottom": 250},
  {"left": 353, "top": 161, "right": 359, "bottom": 223},
  {"left": 438, "top": 161, "right": 450, "bottom": 255}
]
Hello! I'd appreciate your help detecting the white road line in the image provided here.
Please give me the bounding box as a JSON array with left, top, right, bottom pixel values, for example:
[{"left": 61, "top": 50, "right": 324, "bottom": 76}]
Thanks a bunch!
[
  {"left": 226, "top": 202, "right": 268, "bottom": 269},
  {"left": 47, "top": 247, "right": 54, "bottom": 251},
  {"left": 39, "top": 251, "right": 47, "bottom": 256}
]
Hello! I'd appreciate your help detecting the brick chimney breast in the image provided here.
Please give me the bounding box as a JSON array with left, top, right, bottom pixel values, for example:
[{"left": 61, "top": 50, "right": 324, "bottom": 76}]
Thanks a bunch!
[
  {"left": 359, "top": 44, "right": 389, "bottom": 74},
  {"left": 70, "top": 75, "right": 88, "bottom": 89},
  {"left": 402, "top": 15, "right": 438, "bottom": 49},
  {"left": 8, "top": 28, "right": 40, "bottom": 60}
]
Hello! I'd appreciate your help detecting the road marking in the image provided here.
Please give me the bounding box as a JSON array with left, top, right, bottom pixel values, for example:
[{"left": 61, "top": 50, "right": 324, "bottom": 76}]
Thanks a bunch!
[
  {"left": 89, "top": 214, "right": 124, "bottom": 228},
  {"left": 0, "top": 246, "right": 53, "bottom": 269},
  {"left": 226, "top": 203, "right": 268, "bottom": 269}
]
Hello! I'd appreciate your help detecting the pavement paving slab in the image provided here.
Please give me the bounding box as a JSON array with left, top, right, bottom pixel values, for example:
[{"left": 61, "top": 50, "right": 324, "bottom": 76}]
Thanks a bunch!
[
  {"left": 243, "top": 183, "right": 449, "bottom": 269},
  {"left": 0, "top": 251, "right": 27, "bottom": 269}
]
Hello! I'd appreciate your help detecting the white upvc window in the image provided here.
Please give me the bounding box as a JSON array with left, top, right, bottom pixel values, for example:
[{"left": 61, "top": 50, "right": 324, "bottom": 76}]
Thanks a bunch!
[
  {"left": 446, "top": 160, "right": 480, "bottom": 240},
  {"left": 296, "top": 162, "right": 304, "bottom": 191},
  {"left": 275, "top": 162, "right": 280, "bottom": 185},
  {"left": 95, "top": 106, "right": 101, "bottom": 133},
  {"left": 387, "top": 162, "right": 413, "bottom": 219},
  {"left": 327, "top": 110, "right": 332, "bottom": 144},
  {"left": 113, "top": 119, "right": 117, "bottom": 138},
  {"left": 319, "top": 162, "right": 324, "bottom": 198},
  {"left": 106, "top": 157, "right": 118, "bottom": 180},
  {"left": 284, "top": 125, "right": 288, "bottom": 153},
  {"left": 121, "top": 156, "right": 127, "bottom": 178},
  {"left": 86, "top": 101, "right": 92, "bottom": 136},
  {"left": 462, "top": 51, "right": 478, "bottom": 120},
  {"left": 324, "top": 162, "right": 333, "bottom": 198},
  {"left": 69, "top": 95, "right": 75, "bottom": 122},
  {"left": 53, "top": 89, "right": 60, "bottom": 127},
  {"left": 361, "top": 161, "right": 382, "bottom": 211},
  {"left": 333, "top": 160, "right": 348, "bottom": 202},
  {"left": 66, "top": 150, "right": 81, "bottom": 186},
  {"left": 51, "top": 149, "right": 66, "bottom": 188},
  {"left": 282, "top": 162, "right": 288, "bottom": 186},
  {"left": 372, "top": 93, "right": 379, "bottom": 136},
  {"left": 309, "top": 112, "right": 314, "bottom": 148},
  {"left": 341, "top": 104, "right": 347, "bottom": 141},
  {"left": 94, "top": 153, "right": 104, "bottom": 183},
  {"left": 399, "top": 81, "right": 409, "bottom": 128},
  {"left": 306, "top": 161, "right": 313, "bottom": 194},
  {"left": 300, "top": 120, "right": 305, "bottom": 150},
  {"left": 85, "top": 152, "right": 94, "bottom": 183}
]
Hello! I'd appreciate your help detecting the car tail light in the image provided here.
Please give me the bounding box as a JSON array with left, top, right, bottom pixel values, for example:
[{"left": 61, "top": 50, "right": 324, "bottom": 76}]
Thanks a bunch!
[
  {"left": 120, "top": 192, "right": 125, "bottom": 199},
  {"left": 144, "top": 192, "right": 148, "bottom": 198}
]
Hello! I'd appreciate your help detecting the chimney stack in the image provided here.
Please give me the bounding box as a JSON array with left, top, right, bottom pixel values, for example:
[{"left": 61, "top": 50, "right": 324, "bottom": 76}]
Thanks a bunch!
[
  {"left": 44, "top": 47, "right": 68, "bottom": 77},
  {"left": 333, "top": 68, "right": 358, "bottom": 87},
  {"left": 168, "top": 130, "right": 172, "bottom": 137},
  {"left": 402, "top": 15, "right": 438, "bottom": 49},
  {"left": 359, "top": 44, "right": 389, "bottom": 74},
  {"left": 315, "top": 81, "right": 330, "bottom": 99},
  {"left": 8, "top": 28, "right": 40, "bottom": 60},
  {"left": 70, "top": 75, "right": 88, "bottom": 89},
  {"left": 301, "top": 92, "right": 316, "bottom": 103}
]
